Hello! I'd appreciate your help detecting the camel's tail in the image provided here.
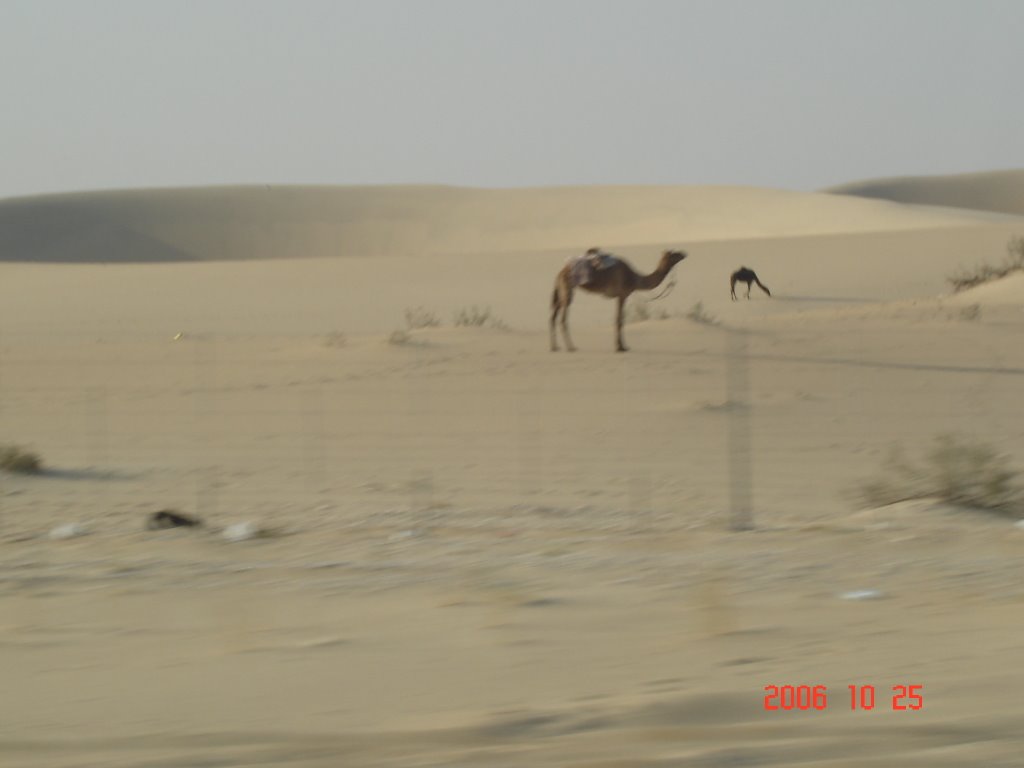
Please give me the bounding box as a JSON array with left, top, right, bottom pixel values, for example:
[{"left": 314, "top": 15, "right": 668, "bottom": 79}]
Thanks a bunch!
[{"left": 552, "top": 286, "right": 559, "bottom": 308}]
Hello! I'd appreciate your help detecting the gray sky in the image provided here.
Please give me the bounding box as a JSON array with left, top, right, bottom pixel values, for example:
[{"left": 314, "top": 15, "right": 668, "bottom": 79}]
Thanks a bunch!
[{"left": 3, "top": 0, "right": 1022, "bottom": 198}]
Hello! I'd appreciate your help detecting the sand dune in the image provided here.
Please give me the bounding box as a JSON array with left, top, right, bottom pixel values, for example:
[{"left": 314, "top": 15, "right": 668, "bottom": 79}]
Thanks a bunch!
[
  {"left": 827, "top": 169, "right": 1024, "bottom": 217},
  {"left": 1, "top": 219, "right": 1020, "bottom": 342},
  {"left": 2, "top": 179, "right": 1024, "bottom": 766},
  {"left": 0, "top": 183, "right": 1017, "bottom": 263}
]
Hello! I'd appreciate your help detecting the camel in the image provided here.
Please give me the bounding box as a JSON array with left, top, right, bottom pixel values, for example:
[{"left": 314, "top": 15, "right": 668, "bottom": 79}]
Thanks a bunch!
[
  {"left": 730, "top": 267, "right": 771, "bottom": 300},
  {"left": 550, "top": 248, "right": 687, "bottom": 352}
]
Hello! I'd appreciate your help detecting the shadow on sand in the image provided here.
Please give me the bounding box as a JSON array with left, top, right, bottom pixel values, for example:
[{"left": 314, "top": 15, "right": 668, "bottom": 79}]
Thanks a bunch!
[
  {"left": 774, "top": 295, "right": 877, "bottom": 304},
  {"left": 37, "top": 467, "right": 140, "bottom": 482}
]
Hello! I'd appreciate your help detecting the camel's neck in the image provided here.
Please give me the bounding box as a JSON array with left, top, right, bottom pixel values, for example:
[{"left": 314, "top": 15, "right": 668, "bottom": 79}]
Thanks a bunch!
[{"left": 637, "top": 261, "right": 673, "bottom": 291}]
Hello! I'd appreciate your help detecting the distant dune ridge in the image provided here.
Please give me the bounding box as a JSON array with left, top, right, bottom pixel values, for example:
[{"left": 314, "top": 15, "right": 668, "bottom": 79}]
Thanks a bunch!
[
  {"left": 0, "top": 181, "right": 1016, "bottom": 263},
  {"left": 827, "top": 169, "right": 1024, "bottom": 217}
]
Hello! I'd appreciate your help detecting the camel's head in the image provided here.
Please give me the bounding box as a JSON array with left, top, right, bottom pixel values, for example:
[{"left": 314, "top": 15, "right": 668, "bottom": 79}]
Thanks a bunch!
[{"left": 663, "top": 250, "right": 687, "bottom": 268}]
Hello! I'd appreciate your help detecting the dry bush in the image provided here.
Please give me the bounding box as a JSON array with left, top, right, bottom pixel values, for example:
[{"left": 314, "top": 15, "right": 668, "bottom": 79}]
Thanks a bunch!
[
  {"left": 624, "top": 297, "right": 672, "bottom": 324},
  {"left": 927, "top": 434, "right": 1019, "bottom": 510},
  {"left": 0, "top": 445, "right": 43, "bottom": 474},
  {"left": 388, "top": 329, "right": 412, "bottom": 346},
  {"left": 404, "top": 306, "right": 441, "bottom": 329},
  {"left": 322, "top": 331, "right": 347, "bottom": 348},
  {"left": 948, "top": 236, "right": 1024, "bottom": 293},
  {"left": 626, "top": 298, "right": 669, "bottom": 323},
  {"left": 856, "top": 434, "right": 1022, "bottom": 516},
  {"left": 957, "top": 304, "right": 981, "bottom": 322},
  {"left": 686, "top": 301, "right": 718, "bottom": 325},
  {"left": 453, "top": 306, "right": 507, "bottom": 330},
  {"left": 623, "top": 297, "right": 651, "bottom": 324}
]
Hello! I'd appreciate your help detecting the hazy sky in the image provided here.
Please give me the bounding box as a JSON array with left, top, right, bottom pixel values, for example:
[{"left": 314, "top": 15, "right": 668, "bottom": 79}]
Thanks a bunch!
[{"left": 3, "top": 0, "right": 1022, "bottom": 198}]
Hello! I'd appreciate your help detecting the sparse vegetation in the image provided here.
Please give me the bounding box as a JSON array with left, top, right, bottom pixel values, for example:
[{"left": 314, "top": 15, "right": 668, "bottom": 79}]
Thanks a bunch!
[
  {"left": 404, "top": 306, "right": 441, "bottom": 330},
  {"left": 394, "top": 305, "right": 508, "bottom": 342},
  {"left": 856, "top": 434, "right": 1022, "bottom": 516},
  {"left": 453, "top": 305, "right": 507, "bottom": 330},
  {"left": 623, "top": 296, "right": 671, "bottom": 324},
  {"left": 625, "top": 294, "right": 679, "bottom": 324},
  {"left": 948, "top": 236, "right": 1024, "bottom": 293},
  {"left": 623, "top": 297, "right": 651, "bottom": 324},
  {"left": 0, "top": 445, "right": 43, "bottom": 474},
  {"left": 958, "top": 304, "right": 981, "bottom": 322},
  {"left": 322, "top": 331, "right": 347, "bottom": 348},
  {"left": 388, "top": 329, "right": 412, "bottom": 346},
  {"left": 686, "top": 301, "right": 719, "bottom": 325}
]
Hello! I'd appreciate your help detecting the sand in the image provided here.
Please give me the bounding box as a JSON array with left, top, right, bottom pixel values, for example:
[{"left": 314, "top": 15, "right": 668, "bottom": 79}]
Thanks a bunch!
[{"left": 2, "top": 179, "right": 1024, "bottom": 766}]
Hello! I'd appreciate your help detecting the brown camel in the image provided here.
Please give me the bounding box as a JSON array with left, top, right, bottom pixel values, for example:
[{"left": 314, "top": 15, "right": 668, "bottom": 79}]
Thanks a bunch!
[
  {"left": 730, "top": 267, "right": 771, "bottom": 300},
  {"left": 550, "top": 248, "right": 687, "bottom": 352}
]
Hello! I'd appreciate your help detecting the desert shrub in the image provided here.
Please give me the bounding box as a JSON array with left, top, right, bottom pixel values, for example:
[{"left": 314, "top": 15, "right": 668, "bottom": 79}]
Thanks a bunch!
[
  {"left": 856, "top": 434, "right": 1021, "bottom": 515},
  {"left": 453, "top": 306, "right": 507, "bottom": 329},
  {"left": 957, "top": 304, "right": 981, "bottom": 322},
  {"left": 322, "top": 331, "right": 347, "bottom": 348},
  {"left": 624, "top": 297, "right": 651, "bottom": 324},
  {"left": 948, "top": 236, "right": 1024, "bottom": 292},
  {"left": 927, "top": 434, "right": 1018, "bottom": 509},
  {"left": 624, "top": 297, "right": 672, "bottom": 324},
  {"left": 388, "top": 329, "right": 412, "bottom": 346},
  {"left": 0, "top": 445, "right": 42, "bottom": 474},
  {"left": 686, "top": 301, "right": 718, "bottom": 325},
  {"left": 404, "top": 306, "right": 441, "bottom": 329}
]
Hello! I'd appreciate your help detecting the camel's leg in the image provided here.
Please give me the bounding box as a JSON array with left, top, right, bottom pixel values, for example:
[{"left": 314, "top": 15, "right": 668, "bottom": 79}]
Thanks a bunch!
[
  {"left": 746, "top": 282, "right": 752, "bottom": 299},
  {"left": 559, "top": 286, "right": 577, "bottom": 352},
  {"left": 550, "top": 291, "right": 561, "bottom": 352},
  {"left": 615, "top": 295, "right": 628, "bottom": 352}
]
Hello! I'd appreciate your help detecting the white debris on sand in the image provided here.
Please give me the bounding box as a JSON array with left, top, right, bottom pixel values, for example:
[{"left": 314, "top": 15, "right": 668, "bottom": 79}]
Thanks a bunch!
[
  {"left": 48, "top": 522, "right": 88, "bottom": 540},
  {"left": 839, "top": 589, "right": 885, "bottom": 601},
  {"left": 222, "top": 521, "right": 263, "bottom": 542}
]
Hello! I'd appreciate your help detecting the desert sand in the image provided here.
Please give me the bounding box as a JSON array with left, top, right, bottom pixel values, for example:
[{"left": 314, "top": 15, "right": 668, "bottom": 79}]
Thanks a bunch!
[{"left": 2, "top": 175, "right": 1024, "bottom": 766}]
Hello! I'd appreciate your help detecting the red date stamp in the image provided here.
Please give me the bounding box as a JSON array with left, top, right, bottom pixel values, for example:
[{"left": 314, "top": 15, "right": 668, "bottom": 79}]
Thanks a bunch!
[{"left": 763, "top": 685, "right": 923, "bottom": 711}]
